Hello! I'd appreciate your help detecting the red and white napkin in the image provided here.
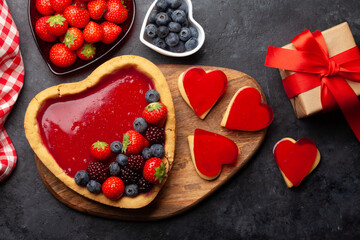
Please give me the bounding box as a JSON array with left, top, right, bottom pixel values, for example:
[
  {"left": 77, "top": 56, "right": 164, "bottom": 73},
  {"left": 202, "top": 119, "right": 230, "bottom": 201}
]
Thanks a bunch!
[{"left": 0, "top": 0, "right": 25, "bottom": 182}]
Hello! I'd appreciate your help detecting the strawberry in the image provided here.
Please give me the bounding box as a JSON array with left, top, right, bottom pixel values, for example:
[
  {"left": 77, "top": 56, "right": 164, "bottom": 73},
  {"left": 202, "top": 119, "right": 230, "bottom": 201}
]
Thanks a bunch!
[
  {"left": 143, "top": 157, "right": 167, "bottom": 184},
  {"left": 88, "top": 0, "right": 107, "bottom": 20},
  {"left": 46, "top": 14, "right": 68, "bottom": 36},
  {"left": 73, "top": 0, "right": 87, "bottom": 9},
  {"left": 83, "top": 21, "right": 103, "bottom": 43},
  {"left": 35, "top": 16, "right": 57, "bottom": 42},
  {"left": 63, "top": 27, "right": 83, "bottom": 50},
  {"left": 104, "top": 0, "right": 128, "bottom": 24},
  {"left": 100, "top": 21, "right": 121, "bottom": 44},
  {"left": 90, "top": 141, "right": 111, "bottom": 161},
  {"left": 49, "top": 43, "right": 77, "bottom": 67},
  {"left": 122, "top": 130, "right": 147, "bottom": 155},
  {"left": 102, "top": 176, "right": 125, "bottom": 199},
  {"left": 64, "top": 5, "right": 90, "bottom": 29},
  {"left": 36, "top": 0, "right": 54, "bottom": 15},
  {"left": 50, "top": 0, "right": 73, "bottom": 13},
  {"left": 76, "top": 42, "right": 96, "bottom": 60},
  {"left": 142, "top": 102, "right": 168, "bottom": 127}
]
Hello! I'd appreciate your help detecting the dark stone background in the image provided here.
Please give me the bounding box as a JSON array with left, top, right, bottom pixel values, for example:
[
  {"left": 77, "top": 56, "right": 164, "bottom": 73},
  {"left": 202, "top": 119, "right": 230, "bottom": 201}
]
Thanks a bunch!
[{"left": 1, "top": 0, "right": 360, "bottom": 239}]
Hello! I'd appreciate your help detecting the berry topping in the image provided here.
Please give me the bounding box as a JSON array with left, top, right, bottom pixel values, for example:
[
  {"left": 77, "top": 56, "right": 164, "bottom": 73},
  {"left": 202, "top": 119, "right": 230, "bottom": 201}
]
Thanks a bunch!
[
  {"left": 142, "top": 147, "right": 152, "bottom": 160},
  {"left": 86, "top": 180, "right": 102, "bottom": 194},
  {"left": 102, "top": 176, "right": 125, "bottom": 199},
  {"left": 109, "top": 162, "right": 121, "bottom": 176},
  {"left": 125, "top": 184, "right": 139, "bottom": 197},
  {"left": 133, "top": 117, "right": 148, "bottom": 133},
  {"left": 74, "top": 170, "right": 90, "bottom": 186},
  {"left": 127, "top": 155, "right": 146, "bottom": 172},
  {"left": 138, "top": 177, "right": 153, "bottom": 193},
  {"left": 122, "top": 130, "right": 147, "bottom": 155},
  {"left": 143, "top": 157, "right": 167, "bottom": 184},
  {"left": 145, "top": 89, "right": 160, "bottom": 103},
  {"left": 110, "top": 141, "right": 123, "bottom": 154},
  {"left": 116, "top": 154, "right": 128, "bottom": 166},
  {"left": 120, "top": 166, "right": 141, "bottom": 185},
  {"left": 90, "top": 141, "right": 111, "bottom": 161},
  {"left": 143, "top": 102, "right": 168, "bottom": 127},
  {"left": 150, "top": 144, "right": 165, "bottom": 158},
  {"left": 144, "top": 126, "right": 165, "bottom": 145},
  {"left": 86, "top": 161, "right": 109, "bottom": 183}
]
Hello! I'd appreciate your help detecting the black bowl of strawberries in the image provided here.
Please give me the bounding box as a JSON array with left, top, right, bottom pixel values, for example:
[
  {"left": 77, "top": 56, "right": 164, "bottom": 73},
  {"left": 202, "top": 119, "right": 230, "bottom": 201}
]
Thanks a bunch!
[{"left": 28, "top": 0, "right": 135, "bottom": 75}]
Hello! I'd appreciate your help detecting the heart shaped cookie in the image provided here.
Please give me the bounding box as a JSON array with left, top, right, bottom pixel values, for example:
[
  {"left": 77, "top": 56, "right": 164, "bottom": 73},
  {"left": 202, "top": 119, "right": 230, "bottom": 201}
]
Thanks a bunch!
[
  {"left": 221, "top": 87, "right": 274, "bottom": 131},
  {"left": 273, "top": 137, "right": 320, "bottom": 188},
  {"left": 188, "top": 129, "right": 239, "bottom": 180},
  {"left": 24, "top": 55, "right": 176, "bottom": 208},
  {"left": 178, "top": 67, "right": 227, "bottom": 119}
]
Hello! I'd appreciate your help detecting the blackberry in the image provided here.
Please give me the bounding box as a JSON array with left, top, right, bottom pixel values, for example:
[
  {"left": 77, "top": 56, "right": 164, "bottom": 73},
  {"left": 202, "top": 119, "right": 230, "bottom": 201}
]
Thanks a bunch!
[
  {"left": 86, "top": 162, "right": 109, "bottom": 184},
  {"left": 144, "top": 126, "right": 165, "bottom": 144},
  {"left": 138, "top": 177, "right": 153, "bottom": 193},
  {"left": 127, "top": 155, "right": 145, "bottom": 172},
  {"left": 120, "top": 166, "right": 141, "bottom": 185}
]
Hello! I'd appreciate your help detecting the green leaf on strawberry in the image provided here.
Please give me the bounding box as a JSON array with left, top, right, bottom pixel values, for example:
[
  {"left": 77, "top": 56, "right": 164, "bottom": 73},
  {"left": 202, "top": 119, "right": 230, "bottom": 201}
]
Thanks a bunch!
[
  {"left": 47, "top": 14, "right": 66, "bottom": 27},
  {"left": 154, "top": 162, "right": 167, "bottom": 183}
]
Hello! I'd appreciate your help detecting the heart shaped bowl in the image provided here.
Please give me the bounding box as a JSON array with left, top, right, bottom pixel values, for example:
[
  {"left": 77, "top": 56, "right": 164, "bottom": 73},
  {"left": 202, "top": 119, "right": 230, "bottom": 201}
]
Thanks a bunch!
[
  {"left": 139, "top": 0, "right": 205, "bottom": 57},
  {"left": 28, "top": 0, "right": 136, "bottom": 75}
]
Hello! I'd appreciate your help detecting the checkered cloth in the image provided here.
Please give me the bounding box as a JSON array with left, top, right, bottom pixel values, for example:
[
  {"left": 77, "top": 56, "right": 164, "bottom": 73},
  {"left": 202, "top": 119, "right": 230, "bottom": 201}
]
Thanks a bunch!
[{"left": 0, "top": 0, "right": 25, "bottom": 182}]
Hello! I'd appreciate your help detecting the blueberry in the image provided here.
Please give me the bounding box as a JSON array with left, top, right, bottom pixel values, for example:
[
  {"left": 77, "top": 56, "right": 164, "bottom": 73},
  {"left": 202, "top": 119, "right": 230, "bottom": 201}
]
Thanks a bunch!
[
  {"left": 166, "top": 8, "right": 174, "bottom": 18},
  {"left": 166, "top": 0, "right": 181, "bottom": 9},
  {"left": 181, "top": 19, "right": 189, "bottom": 28},
  {"left": 150, "top": 144, "right": 165, "bottom": 158},
  {"left": 179, "top": 27, "right": 191, "bottom": 41},
  {"left": 178, "top": 1, "right": 188, "bottom": 14},
  {"left": 189, "top": 27, "right": 198, "bottom": 38},
  {"left": 153, "top": 37, "right": 167, "bottom": 49},
  {"left": 125, "top": 184, "right": 139, "bottom": 197},
  {"left": 145, "top": 24, "right": 157, "bottom": 38},
  {"left": 165, "top": 32, "right": 179, "bottom": 47},
  {"left": 155, "top": 12, "right": 170, "bottom": 26},
  {"left": 116, "top": 154, "right": 128, "bottom": 166},
  {"left": 171, "top": 9, "right": 186, "bottom": 24},
  {"left": 142, "top": 147, "right": 153, "bottom": 160},
  {"left": 145, "top": 89, "right": 160, "bottom": 103},
  {"left": 169, "top": 40, "right": 185, "bottom": 53},
  {"left": 156, "top": 26, "right": 169, "bottom": 38},
  {"left": 185, "top": 37, "right": 198, "bottom": 50},
  {"left": 74, "top": 170, "right": 89, "bottom": 186},
  {"left": 133, "top": 117, "right": 148, "bottom": 133},
  {"left": 86, "top": 180, "right": 102, "bottom": 194},
  {"left": 110, "top": 141, "right": 122, "bottom": 154},
  {"left": 109, "top": 162, "right": 121, "bottom": 176},
  {"left": 148, "top": 10, "right": 158, "bottom": 23},
  {"left": 168, "top": 22, "right": 181, "bottom": 32},
  {"left": 155, "top": 0, "right": 168, "bottom": 11}
]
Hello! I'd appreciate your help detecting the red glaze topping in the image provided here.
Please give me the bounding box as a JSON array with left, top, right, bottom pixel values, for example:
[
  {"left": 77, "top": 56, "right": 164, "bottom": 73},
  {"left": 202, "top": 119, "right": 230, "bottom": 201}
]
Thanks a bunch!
[
  {"left": 183, "top": 67, "right": 227, "bottom": 117},
  {"left": 273, "top": 138, "right": 317, "bottom": 186},
  {"left": 37, "top": 67, "right": 154, "bottom": 177},
  {"left": 225, "top": 87, "right": 273, "bottom": 131},
  {"left": 193, "top": 129, "right": 238, "bottom": 178}
]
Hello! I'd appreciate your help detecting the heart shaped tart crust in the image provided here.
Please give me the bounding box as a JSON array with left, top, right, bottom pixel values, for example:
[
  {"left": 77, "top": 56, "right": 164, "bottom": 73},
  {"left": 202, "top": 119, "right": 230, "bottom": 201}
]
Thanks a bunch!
[
  {"left": 221, "top": 87, "right": 274, "bottom": 131},
  {"left": 24, "top": 55, "right": 176, "bottom": 208},
  {"left": 273, "top": 138, "right": 320, "bottom": 188},
  {"left": 188, "top": 129, "right": 239, "bottom": 180},
  {"left": 178, "top": 67, "right": 227, "bottom": 119}
]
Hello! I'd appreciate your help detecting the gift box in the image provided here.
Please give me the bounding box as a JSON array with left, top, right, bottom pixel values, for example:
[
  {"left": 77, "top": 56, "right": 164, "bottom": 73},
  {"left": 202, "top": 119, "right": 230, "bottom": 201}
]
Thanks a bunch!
[
  {"left": 265, "top": 22, "right": 360, "bottom": 141},
  {"left": 279, "top": 22, "right": 360, "bottom": 118}
]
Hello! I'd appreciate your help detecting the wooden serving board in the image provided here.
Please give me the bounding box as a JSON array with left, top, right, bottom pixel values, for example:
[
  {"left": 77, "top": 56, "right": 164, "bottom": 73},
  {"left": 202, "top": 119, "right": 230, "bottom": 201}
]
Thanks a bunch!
[{"left": 35, "top": 64, "right": 267, "bottom": 221}]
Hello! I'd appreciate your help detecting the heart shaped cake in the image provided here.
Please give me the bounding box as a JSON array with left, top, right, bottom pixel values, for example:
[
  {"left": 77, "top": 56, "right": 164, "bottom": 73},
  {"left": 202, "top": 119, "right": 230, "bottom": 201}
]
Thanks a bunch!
[{"left": 24, "top": 55, "right": 176, "bottom": 208}]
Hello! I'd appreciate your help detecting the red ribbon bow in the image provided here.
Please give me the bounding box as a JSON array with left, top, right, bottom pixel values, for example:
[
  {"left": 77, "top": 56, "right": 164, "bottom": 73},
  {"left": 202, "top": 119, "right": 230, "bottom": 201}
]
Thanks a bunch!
[{"left": 265, "top": 29, "right": 360, "bottom": 142}]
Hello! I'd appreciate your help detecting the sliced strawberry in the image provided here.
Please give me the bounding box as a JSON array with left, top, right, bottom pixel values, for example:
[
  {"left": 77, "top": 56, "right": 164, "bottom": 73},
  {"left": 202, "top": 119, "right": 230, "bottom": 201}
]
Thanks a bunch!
[
  {"left": 83, "top": 21, "right": 103, "bottom": 43},
  {"left": 46, "top": 14, "right": 68, "bottom": 36},
  {"left": 100, "top": 21, "right": 121, "bottom": 44},
  {"left": 63, "top": 27, "right": 84, "bottom": 50},
  {"left": 35, "top": 16, "right": 57, "bottom": 42},
  {"left": 76, "top": 42, "right": 96, "bottom": 60}
]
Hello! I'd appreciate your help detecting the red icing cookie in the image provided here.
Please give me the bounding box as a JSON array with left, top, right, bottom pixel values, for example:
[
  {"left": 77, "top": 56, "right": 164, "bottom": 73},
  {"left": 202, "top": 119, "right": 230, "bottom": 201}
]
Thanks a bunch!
[
  {"left": 221, "top": 87, "right": 273, "bottom": 131},
  {"left": 178, "top": 67, "right": 227, "bottom": 119},
  {"left": 188, "top": 128, "right": 239, "bottom": 180},
  {"left": 273, "top": 137, "right": 321, "bottom": 188}
]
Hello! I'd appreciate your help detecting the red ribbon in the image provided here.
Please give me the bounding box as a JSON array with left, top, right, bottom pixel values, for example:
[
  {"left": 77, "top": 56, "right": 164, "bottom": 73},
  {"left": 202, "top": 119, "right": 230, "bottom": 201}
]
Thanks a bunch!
[{"left": 265, "top": 29, "right": 360, "bottom": 142}]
